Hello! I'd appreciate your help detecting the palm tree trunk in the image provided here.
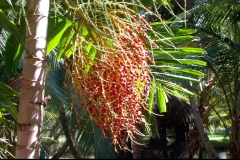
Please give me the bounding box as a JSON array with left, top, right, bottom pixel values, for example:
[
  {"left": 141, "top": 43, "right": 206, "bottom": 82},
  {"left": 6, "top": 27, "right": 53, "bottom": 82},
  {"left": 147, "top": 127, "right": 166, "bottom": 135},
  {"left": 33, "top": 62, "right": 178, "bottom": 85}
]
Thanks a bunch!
[
  {"left": 132, "top": 124, "right": 142, "bottom": 159},
  {"left": 178, "top": 127, "right": 201, "bottom": 159},
  {"left": 132, "top": 137, "right": 141, "bottom": 159},
  {"left": 160, "top": 125, "right": 168, "bottom": 159},
  {"left": 15, "top": 0, "right": 50, "bottom": 158},
  {"left": 60, "top": 105, "right": 82, "bottom": 159},
  {"left": 190, "top": 97, "right": 219, "bottom": 159},
  {"left": 51, "top": 141, "right": 69, "bottom": 159}
]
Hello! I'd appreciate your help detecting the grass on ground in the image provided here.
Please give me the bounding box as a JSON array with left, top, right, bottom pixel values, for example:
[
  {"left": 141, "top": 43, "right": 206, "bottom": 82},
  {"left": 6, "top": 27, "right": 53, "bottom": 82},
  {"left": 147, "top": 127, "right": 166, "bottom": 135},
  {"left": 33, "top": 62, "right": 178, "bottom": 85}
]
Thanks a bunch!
[{"left": 208, "top": 134, "right": 229, "bottom": 148}]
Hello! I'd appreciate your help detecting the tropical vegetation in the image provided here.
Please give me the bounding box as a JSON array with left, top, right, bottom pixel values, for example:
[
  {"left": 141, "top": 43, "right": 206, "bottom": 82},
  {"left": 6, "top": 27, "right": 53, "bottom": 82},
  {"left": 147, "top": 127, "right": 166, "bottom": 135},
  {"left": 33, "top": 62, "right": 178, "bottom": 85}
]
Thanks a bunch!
[{"left": 0, "top": 0, "right": 239, "bottom": 159}]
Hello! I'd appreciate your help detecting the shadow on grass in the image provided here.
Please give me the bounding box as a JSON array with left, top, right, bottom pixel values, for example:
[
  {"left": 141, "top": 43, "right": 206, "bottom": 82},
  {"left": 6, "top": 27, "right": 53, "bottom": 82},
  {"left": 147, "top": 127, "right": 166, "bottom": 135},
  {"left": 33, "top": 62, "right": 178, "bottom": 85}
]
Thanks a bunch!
[{"left": 208, "top": 134, "right": 229, "bottom": 149}]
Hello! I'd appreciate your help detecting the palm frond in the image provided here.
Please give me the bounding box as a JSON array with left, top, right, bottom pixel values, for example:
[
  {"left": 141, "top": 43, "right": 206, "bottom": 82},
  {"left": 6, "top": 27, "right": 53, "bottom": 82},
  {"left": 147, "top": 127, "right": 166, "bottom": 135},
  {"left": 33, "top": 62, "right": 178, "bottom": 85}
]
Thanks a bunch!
[{"left": 45, "top": 64, "right": 115, "bottom": 158}]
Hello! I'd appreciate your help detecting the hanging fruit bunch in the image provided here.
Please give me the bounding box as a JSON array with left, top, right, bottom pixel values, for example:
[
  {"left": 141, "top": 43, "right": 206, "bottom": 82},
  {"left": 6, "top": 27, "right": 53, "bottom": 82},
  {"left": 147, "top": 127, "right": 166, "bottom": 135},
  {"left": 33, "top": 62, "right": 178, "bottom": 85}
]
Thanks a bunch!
[{"left": 67, "top": 1, "right": 161, "bottom": 150}]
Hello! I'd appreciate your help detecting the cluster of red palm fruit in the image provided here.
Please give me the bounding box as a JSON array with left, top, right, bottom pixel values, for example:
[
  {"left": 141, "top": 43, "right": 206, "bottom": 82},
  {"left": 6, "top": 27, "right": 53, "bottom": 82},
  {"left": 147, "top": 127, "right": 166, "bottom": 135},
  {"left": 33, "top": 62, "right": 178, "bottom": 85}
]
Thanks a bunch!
[{"left": 73, "top": 14, "right": 155, "bottom": 150}]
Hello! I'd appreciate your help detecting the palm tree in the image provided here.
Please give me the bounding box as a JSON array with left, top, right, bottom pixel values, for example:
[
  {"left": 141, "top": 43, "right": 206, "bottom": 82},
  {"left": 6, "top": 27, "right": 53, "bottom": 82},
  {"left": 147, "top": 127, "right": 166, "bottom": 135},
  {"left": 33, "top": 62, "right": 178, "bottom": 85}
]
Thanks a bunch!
[
  {"left": 0, "top": 0, "right": 207, "bottom": 158},
  {"left": 14, "top": 0, "right": 50, "bottom": 158},
  {"left": 178, "top": 0, "right": 240, "bottom": 158}
]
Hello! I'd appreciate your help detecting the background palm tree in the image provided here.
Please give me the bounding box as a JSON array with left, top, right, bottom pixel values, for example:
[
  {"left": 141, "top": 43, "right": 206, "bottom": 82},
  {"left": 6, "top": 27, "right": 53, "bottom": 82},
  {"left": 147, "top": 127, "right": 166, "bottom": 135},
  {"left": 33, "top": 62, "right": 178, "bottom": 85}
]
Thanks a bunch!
[{"left": 173, "top": 0, "right": 240, "bottom": 158}]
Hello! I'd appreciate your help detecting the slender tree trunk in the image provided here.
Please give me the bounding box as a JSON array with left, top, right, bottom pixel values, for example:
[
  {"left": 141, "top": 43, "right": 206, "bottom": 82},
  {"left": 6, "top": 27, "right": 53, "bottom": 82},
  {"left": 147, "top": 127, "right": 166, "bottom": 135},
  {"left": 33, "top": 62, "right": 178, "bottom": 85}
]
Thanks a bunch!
[
  {"left": 132, "top": 124, "right": 142, "bottom": 159},
  {"left": 132, "top": 136, "right": 141, "bottom": 159},
  {"left": 15, "top": 0, "right": 50, "bottom": 158},
  {"left": 190, "top": 97, "right": 219, "bottom": 159},
  {"left": 160, "top": 126, "right": 168, "bottom": 159},
  {"left": 51, "top": 141, "right": 69, "bottom": 159},
  {"left": 229, "top": 93, "right": 240, "bottom": 159},
  {"left": 178, "top": 126, "right": 201, "bottom": 159},
  {"left": 60, "top": 105, "right": 82, "bottom": 159}
]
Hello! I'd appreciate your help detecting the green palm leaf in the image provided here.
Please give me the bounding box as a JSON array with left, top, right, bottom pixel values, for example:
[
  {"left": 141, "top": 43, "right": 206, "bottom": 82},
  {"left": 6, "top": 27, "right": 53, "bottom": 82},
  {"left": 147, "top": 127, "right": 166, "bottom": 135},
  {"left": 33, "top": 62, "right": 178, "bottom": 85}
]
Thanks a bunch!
[
  {"left": 45, "top": 65, "right": 115, "bottom": 158},
  {"left": 0, "top": 10, "right": 23, "bottom": 45},
  {"left": 0, "top": 81, "right": 19, "bottom": 121},
  {"left": 47, "top": 17, "right": 72, "bottom": 55},
  {"left": 156, "top": 82, "right": 167, "bottom": 113}
]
